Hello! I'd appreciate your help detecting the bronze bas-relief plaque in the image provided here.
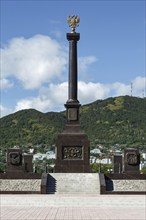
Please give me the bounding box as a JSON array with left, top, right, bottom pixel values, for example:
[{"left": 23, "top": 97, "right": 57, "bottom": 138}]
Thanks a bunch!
[
  {"left": 126, "top": 152, "right": 138, "bottom": 165},
  {"left": 9, "top": 152, "right": 22, "bottom": 165},
  {"left": 63, "top": 146, "right": 83, "bottom": 159}
]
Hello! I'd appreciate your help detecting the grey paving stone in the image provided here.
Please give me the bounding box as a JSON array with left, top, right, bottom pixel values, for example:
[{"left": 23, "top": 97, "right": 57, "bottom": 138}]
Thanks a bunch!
[{"left": 1, "top": 194, "right": 146, "bottom": 220}]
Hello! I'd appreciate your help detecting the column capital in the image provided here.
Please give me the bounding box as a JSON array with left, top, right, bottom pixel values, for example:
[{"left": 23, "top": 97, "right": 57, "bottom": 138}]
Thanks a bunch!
[{"left": 67, "top": 33, "right": 80, "bottom": 41}]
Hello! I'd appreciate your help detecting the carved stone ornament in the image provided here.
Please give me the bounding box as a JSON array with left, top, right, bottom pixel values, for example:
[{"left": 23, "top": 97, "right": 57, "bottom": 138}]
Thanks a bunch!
[
  {"left": 67, "top": 15, "right": 80, "bottom": 33},
  {"left": 9, "top": 152, "right": 22, "bottom": 165},
  {"left": 63, "top": 146, "right": 82, "bottom": 159},
  {"left": 126, "top": 152, "right": 138, "bottom": 165}
]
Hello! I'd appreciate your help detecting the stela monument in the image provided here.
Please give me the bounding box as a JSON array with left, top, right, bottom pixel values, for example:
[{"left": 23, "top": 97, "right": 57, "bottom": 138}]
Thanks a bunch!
[{"left": 55, "top": 16, "right": 91, "bottom": 173}]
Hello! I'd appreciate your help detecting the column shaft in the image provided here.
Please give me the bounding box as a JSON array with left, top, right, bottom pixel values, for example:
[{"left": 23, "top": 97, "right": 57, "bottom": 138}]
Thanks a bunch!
[
  {"left": 67, "top": 33, "right": 80, "bottom": 103},
  {"left": 69, "top": 40, "right": 78, "bottom": 101}
]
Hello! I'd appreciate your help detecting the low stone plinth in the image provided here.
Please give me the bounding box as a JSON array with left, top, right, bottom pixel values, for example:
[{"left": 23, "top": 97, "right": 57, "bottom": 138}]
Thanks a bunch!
[
  {"left": 0, "top": 173, "right": 42, "bottom": 194},
  {"left": 112, "top": 179, "right": 146, "bottom": 191},
  {"left": 100, "top": 173, "right": 146, "bottom": 194},
  {"left": 0, "top": 179, "right": 41, "bottom": 192}
]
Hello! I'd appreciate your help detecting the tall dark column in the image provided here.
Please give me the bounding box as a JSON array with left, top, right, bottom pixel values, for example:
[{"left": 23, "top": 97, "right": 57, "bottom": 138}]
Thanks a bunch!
[
  {"left": 65, "top": 33, "right": 80, "bottom": 123},
  {"left": 55, "top": 16, "right": 90, "bottom": 173},
  {"left": 67, "top": 33, "right": 80, "bottom": 103}
]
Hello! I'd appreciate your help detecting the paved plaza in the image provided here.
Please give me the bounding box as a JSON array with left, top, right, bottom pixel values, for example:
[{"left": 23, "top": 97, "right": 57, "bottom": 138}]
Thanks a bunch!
[{"left": 1, "top": 194, "right": 146, "bottom": 220}]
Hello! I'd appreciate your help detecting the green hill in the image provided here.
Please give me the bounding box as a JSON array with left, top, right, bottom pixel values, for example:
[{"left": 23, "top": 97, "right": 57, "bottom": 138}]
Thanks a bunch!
[{"left": 1, "top": 96, "right": 146, "bottom": 150}]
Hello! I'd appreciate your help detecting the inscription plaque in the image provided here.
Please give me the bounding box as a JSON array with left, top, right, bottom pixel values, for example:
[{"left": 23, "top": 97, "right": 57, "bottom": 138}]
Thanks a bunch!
[
  {"left": 126, "top": 152, "right": 138, "bottom": 165},
  {"left": 63, "top": 146, "right": 82, "bottom": 159}
]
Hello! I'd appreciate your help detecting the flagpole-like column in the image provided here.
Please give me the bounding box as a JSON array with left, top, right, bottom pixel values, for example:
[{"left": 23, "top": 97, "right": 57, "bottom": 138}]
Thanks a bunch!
[
  {"left": 67, "top": 33, "right": 80, "bottom": 103},
  {"left": 65, "top": 16, "right": 81, "bottom": 123}
]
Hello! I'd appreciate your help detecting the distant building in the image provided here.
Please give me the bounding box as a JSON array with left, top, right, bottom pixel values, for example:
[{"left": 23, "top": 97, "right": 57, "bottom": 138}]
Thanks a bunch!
[
  {"left": 33, "top": 151, "right": 56, "bottom": 161},
  {"left": 90, "top": 148, "right": 102, "bottom": 155},
  {"left": 90, "top": 156, "right": 96, "bottom": 164},
  {"left": 94, "top": 157, "right": 112, "bottom": 164},
  {"left": 142, "top": 153, "right": 146, "bottom": 160},
  {"left": 46, "top": 154, "right": 55, "bottom": 159},
  {"left": 100, "top": 158, "right": 112, "bottom": 164},
  {"left": 33, "top": 153, "right": 46, "bottom": 160}
]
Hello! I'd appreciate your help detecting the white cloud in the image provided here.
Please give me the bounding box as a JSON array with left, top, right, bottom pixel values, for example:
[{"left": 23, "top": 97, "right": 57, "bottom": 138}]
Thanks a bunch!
[
  {"left": 79, "top": 56, "right": 97, "bottom": 73},
  {"left": 1, "top": 75, "right": 145, "bottom": 117},
  {"left": 1, "top": 35, "right": 67, "bottom": 89},
  {"left": 15, "top": 82, "right": 68, "bottom": 113},
  {"left": 0, "top": 78, "right": 13, "bottom": 89},
  {"left": 78, "top": 81, "right": 110, "bottom": 104},
  {"left": 12, "top": 81, "right": 112, "bottom": 113},
  {"left": 1, "top": 35, "right": 98, "bottom": 92},
  {"left": 112, "top": 82, "right": 131, "bottom": 96},
  {"left": 132, "top": 76, "right": 146, "bottom": 96},
  {"left": 0, "top": 105, "right": 13, "bottom": 117},
  {"left": 1, "top": 34, "right": 145, "bottom": 117},
  {"left": 14, "top": 76, "right": 146, "bottom": 114},
  {"left": 112, "top": 76, "right": 146, "bottom": 97},
  {"left": 15, "top": 97, "right": 52, "bottom": 113}
]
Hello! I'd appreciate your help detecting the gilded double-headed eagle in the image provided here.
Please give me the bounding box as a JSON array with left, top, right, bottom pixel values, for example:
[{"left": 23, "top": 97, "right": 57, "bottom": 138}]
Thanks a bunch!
[{"left": 67, "top": 15, "right": 80, "bottom": 33}]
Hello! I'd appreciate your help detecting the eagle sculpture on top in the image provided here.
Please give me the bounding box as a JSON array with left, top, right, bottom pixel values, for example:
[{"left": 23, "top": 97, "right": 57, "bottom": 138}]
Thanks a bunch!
[{"left": 67, "top": 15, "right": 80, "bottom": 33}]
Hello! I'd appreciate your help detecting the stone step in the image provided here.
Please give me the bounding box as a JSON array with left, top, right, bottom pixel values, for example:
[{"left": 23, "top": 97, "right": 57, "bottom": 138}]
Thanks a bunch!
[{"left": 47, "top": 173, "right": 100, "bottom": 194}]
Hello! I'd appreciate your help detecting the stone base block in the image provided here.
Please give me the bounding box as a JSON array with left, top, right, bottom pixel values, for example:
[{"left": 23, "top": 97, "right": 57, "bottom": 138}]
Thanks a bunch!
[{"left": 55, "top": 132, "right": 91, "bottom": 173}]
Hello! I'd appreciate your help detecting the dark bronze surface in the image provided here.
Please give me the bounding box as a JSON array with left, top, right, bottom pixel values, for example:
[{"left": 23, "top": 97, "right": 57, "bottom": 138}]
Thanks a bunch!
[
  {"left": 7, "top": 148, "right": 24, "bottom": 172},
  {"left": 6, "top": 148, "right": 33, "bottom": 173},
  {"left": 123, "top": 148, "right": 140, "bottom": 174},
  {"left": 66, "top": 33, "right": 80, "bottom": 104},
  {"left": 23, "top": 154, "right": 33, "bottom": 172},
  {"left": 9, "top": 152, "right": 22, "bottom": 166},
  {"left": 112, "top": 155, "right": 123, "bottom": 173}
]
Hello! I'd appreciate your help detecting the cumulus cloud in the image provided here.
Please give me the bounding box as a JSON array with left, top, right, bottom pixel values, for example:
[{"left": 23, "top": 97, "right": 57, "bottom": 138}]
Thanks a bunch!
[
  {"left": 1, "top": 76, "right": 145, "bottom": 117},
  {"left": 1, "top": 35, "right": 67, "bottom": 89},
  {"left": 0, "top": 78, "right": 13, "bottom": 89},
  {"left": 78, "top": 81, "right": 110, "bottom": 104},
  {"left": 113, "top": 76, "right": 146, "bottom": 97},
  {"left": 1, "top": 35, "right": 145, "bottom": 117},
  {"left": 132, "top": 76, "right": 146, "bottom": 95},
  {"left": 112, "top": 82, "right": 131, "bottom": 96},
  {"left": 15, "top": 82, "right": 68, "bottom": 113},
  {"left": 13, "top": 76, "right": 146, "bottom": 115},
  {"left": 15, "top": 97, "right": 52, "bottom": 113},
  {"left": 1, "top": 35, "right": 98, "bottom": 91}
]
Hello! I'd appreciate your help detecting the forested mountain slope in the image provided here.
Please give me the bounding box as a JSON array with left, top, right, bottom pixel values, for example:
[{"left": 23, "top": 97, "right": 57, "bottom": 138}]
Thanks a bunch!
[{"left": 1, "top": 96, "right": 146, "bottom": 149}]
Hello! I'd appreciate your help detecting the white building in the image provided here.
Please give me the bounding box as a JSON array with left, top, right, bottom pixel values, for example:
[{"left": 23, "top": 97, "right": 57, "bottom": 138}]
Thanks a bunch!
[
  {"left": 96, "top": 157, "right": 112, "bottom": 164},
  {"left": 142, "top": 153, "right": 146, "bottom": 160},
  {"left": 90, "top": 148, "right": 101, "bottom": 155},
  {"left": 33, "top": 153, "right": 46, "bottom": 160},
  {"left": 33, "top": 151, "right": 56, "bottom": 161},
  {"left": 90, "top": 156, "right": 96, "bottom": 164}
]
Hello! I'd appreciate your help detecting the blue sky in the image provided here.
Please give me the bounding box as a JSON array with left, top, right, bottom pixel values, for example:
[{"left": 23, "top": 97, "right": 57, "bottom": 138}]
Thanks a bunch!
[{"left": 1, "top": 0, "right": 146, "bottom": 117}]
